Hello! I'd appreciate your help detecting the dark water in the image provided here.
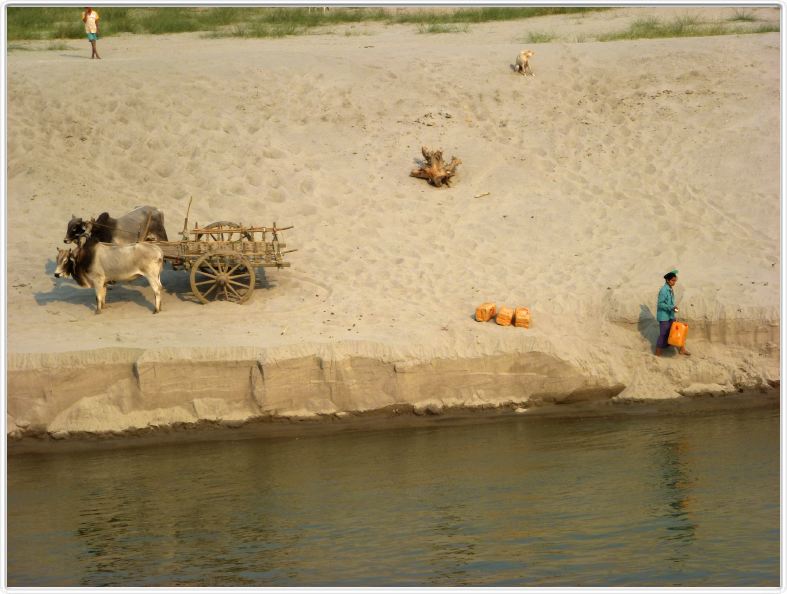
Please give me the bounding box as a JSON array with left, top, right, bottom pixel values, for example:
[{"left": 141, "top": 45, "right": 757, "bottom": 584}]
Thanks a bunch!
[{"left": 7, "top": 405, "right": 780, "bottom": 587}]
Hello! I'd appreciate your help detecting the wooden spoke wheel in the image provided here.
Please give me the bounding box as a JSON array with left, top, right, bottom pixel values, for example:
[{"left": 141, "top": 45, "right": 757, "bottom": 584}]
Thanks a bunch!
[
  {"left": 190, "top": 252, "right": 256, "bottom": 304},
  {"left": 195, "top": 221, "right": 253, "bottom": 242}
]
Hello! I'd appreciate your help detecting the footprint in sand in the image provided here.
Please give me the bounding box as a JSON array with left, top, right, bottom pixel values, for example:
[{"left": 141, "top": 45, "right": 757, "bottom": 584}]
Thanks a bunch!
[
  {"left": 154, "top": 162, "right": 175, "bottom": 178},
  {"left": 299, "top": 177, "right": 315, "bottom": 194},
  {"left": 245, "top": 171, "right": 262, "bottom": 187},
  {"left": 185, "top": 159, "right": 203, "bottom": 175},
  {"left": 298, "top": 203, "right": 317, "bottom": 217},
  {"left": 201, "top": 118, "right": 220, "bottom": 132},
  {"left": 654, "top": 219, "right": 671, "bottom": 236},
  {"left": 269, "top": 189, "right": 287, "bottom": 204},
  {"left": 145, "top": 137, "right": 163, "bottom": 151},
  {"left": 263, "top": 147, "right": 286, "bottom": 159},
  {"left": 566, "top": 170, "right": 586, "bottom": 187},
  {"left": 116, "top": 136, "right": 133, "bottom": 151},
  {"left": 206, "top": 195, "right": 225, "bottom": 211}
]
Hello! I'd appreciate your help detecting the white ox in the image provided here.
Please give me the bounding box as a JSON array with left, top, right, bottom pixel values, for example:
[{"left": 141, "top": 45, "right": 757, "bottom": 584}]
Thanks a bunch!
[{"left": 55, "top": 239, "right": 164, "bottom": 314}]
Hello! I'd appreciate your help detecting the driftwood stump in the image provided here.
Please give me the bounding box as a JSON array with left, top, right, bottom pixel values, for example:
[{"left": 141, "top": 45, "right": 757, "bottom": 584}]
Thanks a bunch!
[{"left": 410, "top": 146, "right": 461, "bottom": 187}]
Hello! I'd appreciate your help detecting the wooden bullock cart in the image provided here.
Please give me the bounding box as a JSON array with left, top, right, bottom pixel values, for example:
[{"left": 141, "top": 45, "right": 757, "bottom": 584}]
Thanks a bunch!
[{"left": 155, "top": 221, "right": 294, "bottom": 304}]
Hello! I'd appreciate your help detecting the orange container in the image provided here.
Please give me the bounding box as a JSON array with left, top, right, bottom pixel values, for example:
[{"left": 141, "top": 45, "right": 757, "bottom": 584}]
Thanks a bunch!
[
  {"left": 513, "top": 307, "right": 531, "bottom": 328},
  {"left": 496, "top": 306, "right": 514, "bottom": 326},
  {"left": 475, "top": 302, "right": 497, "bottom": 322},
  {"left": 667, "top": 321, "right": 688, "bottom": 347}
]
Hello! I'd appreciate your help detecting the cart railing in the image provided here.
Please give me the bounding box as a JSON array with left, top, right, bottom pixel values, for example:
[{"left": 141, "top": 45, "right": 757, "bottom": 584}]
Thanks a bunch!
[
  {"left": 156, "top": 221, "right": 294, "bottom": 268},
  {"left": 183, "top": 223, "right": 294, "bottom": 243},
  {"left": 188, "top": 224, "right": 294, "bottom": 236}
]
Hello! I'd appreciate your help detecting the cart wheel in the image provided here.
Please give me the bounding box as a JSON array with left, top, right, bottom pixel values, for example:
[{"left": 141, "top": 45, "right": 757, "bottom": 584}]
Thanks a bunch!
[
  {"left": 195, "top": 221, "right": 253, "bottom": 242},
  {"left": 190, "top": 252, "right": 256, "bottom": 304}
]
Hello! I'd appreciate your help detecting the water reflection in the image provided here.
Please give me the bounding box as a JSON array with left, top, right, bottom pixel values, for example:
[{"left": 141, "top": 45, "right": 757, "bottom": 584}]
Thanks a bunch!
[
  {"left": 64, "top": 444, "right": 308, "bottom": 586},
  {"left": 656, "top": 435, "right": 697, "bottom": 545},
  {"left": 8, "top": 406, "right": 779, "bottom": 587},
  {"left": 425, "top": 503, "right": 476, "bottom": 586}
]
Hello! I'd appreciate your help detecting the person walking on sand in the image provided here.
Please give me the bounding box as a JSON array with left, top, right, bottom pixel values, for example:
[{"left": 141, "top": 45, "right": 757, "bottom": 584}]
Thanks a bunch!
[
  {"left": 82, "top": 7, "right": 100, "bottom": 59},
  {"left": 655, "top": 270, "right": 690, "bottom": 357}
]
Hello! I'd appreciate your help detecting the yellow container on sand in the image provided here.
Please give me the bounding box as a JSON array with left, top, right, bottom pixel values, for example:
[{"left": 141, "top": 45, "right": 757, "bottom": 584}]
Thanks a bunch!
[
  {"left": 475, "top": 302, "right": 497, "bottom": 322},
  {"left": 496, "top": 306, "right": 514, "bottom": 326},
  {"left": 514, "top": 307, "right": 531, "bottom": 328}
]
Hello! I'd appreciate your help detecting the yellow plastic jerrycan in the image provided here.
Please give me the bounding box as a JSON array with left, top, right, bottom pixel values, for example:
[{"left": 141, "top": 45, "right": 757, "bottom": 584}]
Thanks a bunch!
[
  {"left": 667, "top": 321, "right": 688, "bottom": 348},
  {"left": 475, "top": 302, "right": 497, "bottom": 322}
]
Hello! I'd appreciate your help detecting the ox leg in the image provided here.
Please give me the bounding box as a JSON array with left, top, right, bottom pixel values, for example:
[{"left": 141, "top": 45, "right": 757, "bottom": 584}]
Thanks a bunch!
[
  {"left": 95, "top": 284, "right": 107, "bottom": 314},
  {"left": 147, "top": 273, "right": 163, "bottom": 314}
]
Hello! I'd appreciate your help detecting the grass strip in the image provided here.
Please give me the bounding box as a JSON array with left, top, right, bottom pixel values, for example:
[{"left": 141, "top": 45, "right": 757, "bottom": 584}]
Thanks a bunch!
[
  {"left": 7, "top": 6, "right": 603, "bottom": 40},
  {"left": 598, "top": 15, "right": 779, "bottom": 41},
  {"left": 416, "top": 23, "right": 469, "bottom": 34},
  {"left": 8, "top": 8, "right": 777, "bottom": 43}
]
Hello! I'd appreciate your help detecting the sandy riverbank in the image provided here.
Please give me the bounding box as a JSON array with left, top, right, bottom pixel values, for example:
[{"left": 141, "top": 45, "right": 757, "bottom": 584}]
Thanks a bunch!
[{"left": 6, "top": 7, "right": 781, "bottom": 446}]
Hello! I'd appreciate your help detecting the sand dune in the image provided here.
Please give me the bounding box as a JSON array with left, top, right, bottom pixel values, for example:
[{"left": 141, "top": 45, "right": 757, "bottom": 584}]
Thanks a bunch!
[{"left": 6, "top": 7, "right": 780, "bottom": 442}]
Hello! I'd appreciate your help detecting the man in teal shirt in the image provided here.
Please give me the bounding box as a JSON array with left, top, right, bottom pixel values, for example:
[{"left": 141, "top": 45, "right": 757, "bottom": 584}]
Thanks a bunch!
[{"left": 655, "top": 270, "right": 690, "bottom": 356}]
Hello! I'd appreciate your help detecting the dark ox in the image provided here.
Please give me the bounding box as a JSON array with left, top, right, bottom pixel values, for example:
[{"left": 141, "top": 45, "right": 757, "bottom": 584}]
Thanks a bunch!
[
  {"left": 64, "top": 205, "right": 169, "bottom": 245},
  {"left": 54, "top": 237, "right": 164, "bottom": 314}
]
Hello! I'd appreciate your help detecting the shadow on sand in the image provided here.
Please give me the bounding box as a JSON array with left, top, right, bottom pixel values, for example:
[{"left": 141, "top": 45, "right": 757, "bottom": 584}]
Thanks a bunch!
[{"left": 36, "top": 258, "right": 160, "bottom": 314}]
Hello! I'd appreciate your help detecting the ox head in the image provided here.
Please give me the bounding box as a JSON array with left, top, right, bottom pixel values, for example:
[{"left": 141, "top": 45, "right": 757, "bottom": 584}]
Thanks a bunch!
[
  {"left": 54, "top": 247, "right": 74, "bottom": 278},
  {"left": 64, "top": 216, "right": 94, "bottom": 244}
]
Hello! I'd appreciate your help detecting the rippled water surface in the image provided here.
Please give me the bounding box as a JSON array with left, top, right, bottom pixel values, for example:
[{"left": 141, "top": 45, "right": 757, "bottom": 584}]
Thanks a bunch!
[{"left": 8, "top": 405, "right": 779, "bottom": 586}]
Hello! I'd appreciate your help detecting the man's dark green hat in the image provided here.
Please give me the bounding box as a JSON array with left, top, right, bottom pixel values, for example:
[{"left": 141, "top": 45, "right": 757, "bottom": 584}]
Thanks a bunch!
[{"left": 664, "top": 269, "right": 678, "bottom": 281}]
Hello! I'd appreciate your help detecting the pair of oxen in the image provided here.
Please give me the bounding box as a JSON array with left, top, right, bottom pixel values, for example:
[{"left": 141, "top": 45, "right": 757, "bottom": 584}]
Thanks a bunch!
[{"left": 55, "top": 206, "right": 168, "bottom": 314}]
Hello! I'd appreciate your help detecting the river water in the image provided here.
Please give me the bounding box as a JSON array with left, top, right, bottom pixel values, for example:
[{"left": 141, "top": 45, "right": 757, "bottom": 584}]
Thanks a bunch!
[{"left": 7, "top": 404, "right": 780, "bottom": 587}]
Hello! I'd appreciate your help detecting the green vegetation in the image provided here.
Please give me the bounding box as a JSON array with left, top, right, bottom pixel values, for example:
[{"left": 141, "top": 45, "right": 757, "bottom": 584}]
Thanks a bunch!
[
  {"left": 416, "top": 23, "right": 469, "bottom": 34},
  {"left": 598, "top": 15, "right": 779, "bottom": 41},
  {"left": 342, "top": 29, "right": 373, "bottom": 37},
  {"left": 525, "top": 31, "right": 555, "bottom": 43},
  {"left": 6, "top": 40, "right": 74, "bottom": 51},
  {"left": 753, "top": 23, "right": 781, "bottom": 33},
  {"left": 203, "top": 23, "right": 307, "bottom": 39},
  {"left": 6, "top": 6, "right": 603, "bottom": 40},
  {"left": 387, "top": 7, "right": 601, "bottom": 24},
  {"left": 6, "top": 7, "right": 777, "bottom": 43},
  {"left": 728, "top": 10, "right": 756, "bottom": 22}
]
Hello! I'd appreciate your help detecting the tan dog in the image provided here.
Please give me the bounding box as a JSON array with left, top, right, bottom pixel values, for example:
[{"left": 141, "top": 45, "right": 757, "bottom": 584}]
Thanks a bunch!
[{"left": 515, "top": 50, "right": 535, "bottom": 76}]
